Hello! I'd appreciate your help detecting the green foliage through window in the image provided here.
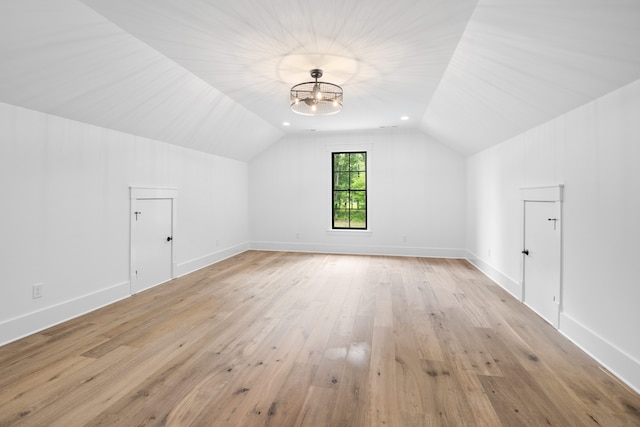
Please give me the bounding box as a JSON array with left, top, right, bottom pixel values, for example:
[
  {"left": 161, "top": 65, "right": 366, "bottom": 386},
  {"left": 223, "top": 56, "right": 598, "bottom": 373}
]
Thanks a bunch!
[{"left": 332, "top": 152, "right": 367, "bottom": 229}]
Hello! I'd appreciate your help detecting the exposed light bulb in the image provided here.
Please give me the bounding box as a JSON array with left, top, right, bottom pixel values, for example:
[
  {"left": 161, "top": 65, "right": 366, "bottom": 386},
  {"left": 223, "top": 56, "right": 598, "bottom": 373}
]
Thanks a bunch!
[
  {"left": 311, "top": 104, "right": 317, "bottom": 112},
  {"left": 313, "top": 83, "right": 322, "bottom": 100}
]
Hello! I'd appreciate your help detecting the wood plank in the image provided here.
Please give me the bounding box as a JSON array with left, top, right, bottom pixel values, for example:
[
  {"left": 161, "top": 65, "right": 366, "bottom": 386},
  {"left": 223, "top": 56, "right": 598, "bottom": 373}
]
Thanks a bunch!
[
  {"left": 478, "top": 365, "right": 575, "bottom": 426},
  {"left": 330, "top": 315, "right": 373, "bottom": 426},
  {"left": 294, "top": 385, "right": 338, "bottom": 427},
  {"left": 258, "top": 363, "right": 318, "bottom": 427},
  {"left": 368, "top": 326, "right": 399, "bottom": 426},
  {"left": 420, "top": 358, "right": 474, "bottom": 425}
]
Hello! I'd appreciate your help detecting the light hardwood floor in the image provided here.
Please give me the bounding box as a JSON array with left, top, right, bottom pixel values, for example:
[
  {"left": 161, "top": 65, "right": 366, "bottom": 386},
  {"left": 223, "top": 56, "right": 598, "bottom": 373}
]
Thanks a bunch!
[{"left": 1, "top": 251, "right": 639, "bottom": 426}]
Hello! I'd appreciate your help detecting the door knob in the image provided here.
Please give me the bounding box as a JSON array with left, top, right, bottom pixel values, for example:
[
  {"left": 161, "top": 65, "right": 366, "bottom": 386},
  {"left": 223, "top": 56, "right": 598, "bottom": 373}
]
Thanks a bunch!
[
  {"left": 522, "top": 249, "right": 529, "bottom": 255},
  {"left": 167, "top": 236, "right": 173, "bottom": 242}
]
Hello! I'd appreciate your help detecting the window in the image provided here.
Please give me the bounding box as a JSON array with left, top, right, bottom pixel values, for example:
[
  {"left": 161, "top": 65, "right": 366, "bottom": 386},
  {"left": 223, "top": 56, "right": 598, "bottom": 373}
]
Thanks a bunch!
[{"left": 332, "top": 151, "right": 367, "bottom": 229}]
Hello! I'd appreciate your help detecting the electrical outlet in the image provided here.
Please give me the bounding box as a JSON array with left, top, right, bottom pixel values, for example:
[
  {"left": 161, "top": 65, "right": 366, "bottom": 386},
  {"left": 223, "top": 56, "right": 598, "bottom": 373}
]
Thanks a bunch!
[{"left": 33, "top": 283, "right": 43, "bottom": 299}]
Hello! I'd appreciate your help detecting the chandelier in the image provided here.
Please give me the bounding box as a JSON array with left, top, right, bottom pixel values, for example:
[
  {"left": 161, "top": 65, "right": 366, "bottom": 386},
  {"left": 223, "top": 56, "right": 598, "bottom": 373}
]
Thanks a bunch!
[{"left": 290, "top": 69, "right": 343, "bottom": 116}]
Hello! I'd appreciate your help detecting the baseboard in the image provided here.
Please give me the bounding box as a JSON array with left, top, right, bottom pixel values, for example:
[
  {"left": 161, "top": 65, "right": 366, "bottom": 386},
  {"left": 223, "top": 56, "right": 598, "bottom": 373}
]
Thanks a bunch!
[
  {"left": 560, "top": 313, "right": 640, "bottom": 394},
  {"left": 466, "top": 252, "right": 522, "bottom": 300},
  {"left": 464, "top": 254, "right": 640, "bottom": 394},
  {"left": 0, "top": 281, "right": 130, "bottom": 347},
  {"left": 0, "top": 244, "right": 251, "bottom": 347},
  {"left": 175, "top": 242, "right": 250, "bottom": 277},
  {"left": 249, "top": 241, "right": 470, "bottom": 258}
]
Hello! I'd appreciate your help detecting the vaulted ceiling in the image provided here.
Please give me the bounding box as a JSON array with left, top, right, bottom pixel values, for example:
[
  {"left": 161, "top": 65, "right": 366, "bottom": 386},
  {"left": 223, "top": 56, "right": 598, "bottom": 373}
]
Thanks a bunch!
[{"left": 1, "top": 0, "right": 640, "bottom": 161}]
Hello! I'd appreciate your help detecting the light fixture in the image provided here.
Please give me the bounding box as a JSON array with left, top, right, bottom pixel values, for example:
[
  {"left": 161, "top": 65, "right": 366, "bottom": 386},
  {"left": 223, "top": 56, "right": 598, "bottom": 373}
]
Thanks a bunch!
[{"left": 290, "top": 69, "right": 343, "bottom": 116}]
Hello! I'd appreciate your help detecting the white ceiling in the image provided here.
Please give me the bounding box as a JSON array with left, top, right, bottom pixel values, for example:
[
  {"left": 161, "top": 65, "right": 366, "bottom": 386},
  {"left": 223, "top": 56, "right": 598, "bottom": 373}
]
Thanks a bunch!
[{"left": 1, "top": 0, "right": 640, "bottom": 161}]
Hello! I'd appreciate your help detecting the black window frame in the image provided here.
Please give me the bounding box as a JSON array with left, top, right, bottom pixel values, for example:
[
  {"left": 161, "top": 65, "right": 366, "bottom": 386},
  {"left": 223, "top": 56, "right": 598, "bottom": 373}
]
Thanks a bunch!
[{"left": 332, "top": 151, "right": 367, "bottom": 230}]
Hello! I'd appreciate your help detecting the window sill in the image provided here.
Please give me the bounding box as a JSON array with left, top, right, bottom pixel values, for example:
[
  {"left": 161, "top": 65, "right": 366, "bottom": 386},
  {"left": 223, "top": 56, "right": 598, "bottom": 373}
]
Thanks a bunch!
[{"left": 326, "top": 229, "right": 372, "bottom": 237}]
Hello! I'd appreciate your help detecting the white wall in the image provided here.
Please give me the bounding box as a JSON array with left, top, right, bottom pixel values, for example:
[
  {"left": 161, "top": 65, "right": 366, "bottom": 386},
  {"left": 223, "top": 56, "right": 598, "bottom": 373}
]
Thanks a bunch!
[
  {"left": 466, "top": 78, "right": 640, "bottom": 392},
  {"left": 249, "top": 129, "right": 467, "bottom": 257},
  {"left": 0, "top": 102, "right": 249, "bottom": 345}
]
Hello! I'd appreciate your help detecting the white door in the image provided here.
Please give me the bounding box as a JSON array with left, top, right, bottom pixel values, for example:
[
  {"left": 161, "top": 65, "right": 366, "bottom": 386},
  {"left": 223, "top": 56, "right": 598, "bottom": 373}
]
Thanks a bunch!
[
  {"left": 523, "top": 201, "right": 561, "bottom": 327},
  {"left": 132, "top": 198, "right": 173, "bottom": 294}
]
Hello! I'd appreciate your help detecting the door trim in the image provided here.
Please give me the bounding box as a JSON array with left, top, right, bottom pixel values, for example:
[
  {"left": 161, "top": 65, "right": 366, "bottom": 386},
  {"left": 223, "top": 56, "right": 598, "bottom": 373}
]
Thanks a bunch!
[
  {"left": 520, "top": 185, "right": 563, "bottom": 328},
  {"left": 130, "top": 187, "right": 178, "bottom": 294},
  {"left": 520, "top": 185, "right": 563, "bottom": 202}
]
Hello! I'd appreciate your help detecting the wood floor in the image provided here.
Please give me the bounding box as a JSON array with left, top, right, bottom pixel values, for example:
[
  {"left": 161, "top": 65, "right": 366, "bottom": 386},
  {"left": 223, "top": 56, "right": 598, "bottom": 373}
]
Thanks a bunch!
[{"left": 1, "top": 251, "right": 639, "bottom": 426}]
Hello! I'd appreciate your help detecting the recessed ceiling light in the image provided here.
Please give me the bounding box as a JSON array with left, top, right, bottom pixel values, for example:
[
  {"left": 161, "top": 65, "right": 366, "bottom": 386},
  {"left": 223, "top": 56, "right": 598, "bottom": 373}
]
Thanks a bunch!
[
  {"left": 400, "top": 116, "right": 409, "bottom": 121},
  {"left": 282, "top": 122, "right": 290, "bottom": 126}
]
